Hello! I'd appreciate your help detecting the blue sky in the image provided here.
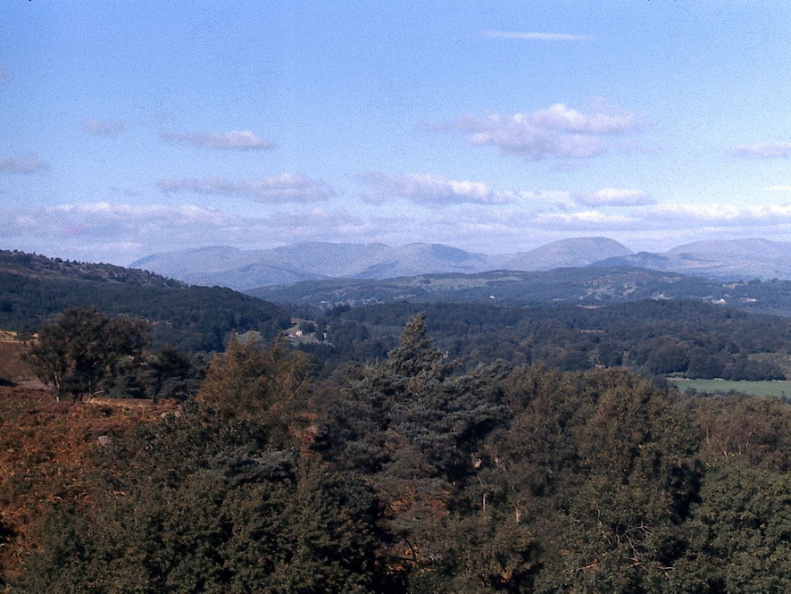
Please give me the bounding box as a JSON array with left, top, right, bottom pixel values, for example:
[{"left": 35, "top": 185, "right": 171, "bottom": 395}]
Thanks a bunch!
[{"left": 2, "top": 1, "right": 791, "bottom": 265}]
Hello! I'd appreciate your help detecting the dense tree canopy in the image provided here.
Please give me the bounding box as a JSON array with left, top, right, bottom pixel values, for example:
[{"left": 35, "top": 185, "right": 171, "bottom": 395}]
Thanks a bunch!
[
  {"left": 24, "top": 307, "right": 149, "bottom": 401},
  {"left": 9, "top": 312, "right": 791, "bottom": 592},
  {"left": 298, "top": 300, "right": 791, "bottom": 381}
]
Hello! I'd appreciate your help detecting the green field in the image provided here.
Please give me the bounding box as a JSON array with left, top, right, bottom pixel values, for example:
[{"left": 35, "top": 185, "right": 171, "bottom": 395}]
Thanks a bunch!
[{"left": 670, "top": 378, "right": 791, "bottom": 398}]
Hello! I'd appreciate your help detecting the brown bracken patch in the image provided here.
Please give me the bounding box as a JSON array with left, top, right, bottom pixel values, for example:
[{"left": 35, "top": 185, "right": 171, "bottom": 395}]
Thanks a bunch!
[{"left": 0, "top": 384, "right": 179, "bottom": 582}]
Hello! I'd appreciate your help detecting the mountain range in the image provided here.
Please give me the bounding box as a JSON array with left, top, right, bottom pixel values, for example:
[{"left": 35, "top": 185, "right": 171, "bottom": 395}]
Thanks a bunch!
[{"left": 130, "top": 237, "right": 791, "bottom": 291}]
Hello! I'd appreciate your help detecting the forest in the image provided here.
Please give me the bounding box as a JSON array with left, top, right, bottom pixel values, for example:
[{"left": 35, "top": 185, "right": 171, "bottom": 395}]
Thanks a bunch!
[
  {"left": 0, "top": 250, "right": 289, "bottom": 352},
  {"left": 312, "top": 300, "right": 791, "bottom": 381},
  {"left": 3, "top": 252, "right": 791, "bottom": 591}
]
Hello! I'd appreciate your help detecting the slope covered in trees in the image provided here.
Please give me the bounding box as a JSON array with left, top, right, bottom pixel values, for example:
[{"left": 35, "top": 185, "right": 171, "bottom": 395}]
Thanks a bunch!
[
  {"left": 0, "top": 250, "right": 185, "bottom": 287},
  {"left": 6, "top": 316, "right": 791, "bottom": 591},
  {"left": 250, "top": 266, "right": 791, "bottom": 317},
  {"left": 295, "top": 300, "right": 791, "bottom": 381},
  {"left": 5, "top": 250, "right": 791, "bottom": 590},
  {"left": 0, "top": 250, "right": 289, "bottom": 352}
]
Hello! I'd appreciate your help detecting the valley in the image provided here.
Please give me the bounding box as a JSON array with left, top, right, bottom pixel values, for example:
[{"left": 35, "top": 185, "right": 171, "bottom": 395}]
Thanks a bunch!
[{"left": 4, "top": 247, "right": 791, "bottom": 591}]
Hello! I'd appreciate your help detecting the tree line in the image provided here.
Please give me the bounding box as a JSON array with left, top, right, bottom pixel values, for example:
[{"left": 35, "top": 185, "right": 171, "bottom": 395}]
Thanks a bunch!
[
  {"left": 297, "top": 300, "right": 791, "bottom": 381},
  {"left": 0, "top": 270, "right": 288, "bottom": 352}
]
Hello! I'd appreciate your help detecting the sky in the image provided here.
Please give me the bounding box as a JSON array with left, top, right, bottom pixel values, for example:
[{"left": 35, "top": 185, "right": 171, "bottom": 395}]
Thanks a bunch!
[{"left": 2, "top": 1, "right": 791, "bottom": 266}]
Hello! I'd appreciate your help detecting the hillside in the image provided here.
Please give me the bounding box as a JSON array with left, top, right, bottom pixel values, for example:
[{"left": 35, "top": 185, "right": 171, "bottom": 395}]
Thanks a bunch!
[
  {"left": 249, "top": 266, "right": 791, "bottom": 318},
  {"left": 0, "top": 385, "right": 179, "bottom": 581},
  {"left": 291, "top": 298, "right": 791, "bottom": 382},
  {"left": 0, "top": 250, "right": 288, "bottom": 352},
  {"left": 0, "top": 250, "right": 184, "bottom": 287},
  {"left": 0, "top": 331, "right": 29, "bottom": 386}
]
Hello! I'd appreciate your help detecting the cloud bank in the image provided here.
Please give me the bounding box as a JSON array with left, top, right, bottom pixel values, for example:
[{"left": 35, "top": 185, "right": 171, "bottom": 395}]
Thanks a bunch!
[
  {"left": 162, "top": 130, "right": 275, "bottom": 150},
  {"left": 572, "top": 189, "right": 656, "bottom": 207},
  {"left": 0, "top": 202, "right": 374, "bottom": 263},
  {"left": 157, "top": 173, "right": 335, "bottom": 203},
  {"left": 360, "top": 172, "right": 518, "bottom": 205},
  {"left": 7, "top": 196, "right": 791, "bottom": 266},
  {"left": 441, "top": 103, "right": 641, "bottom": 161}
]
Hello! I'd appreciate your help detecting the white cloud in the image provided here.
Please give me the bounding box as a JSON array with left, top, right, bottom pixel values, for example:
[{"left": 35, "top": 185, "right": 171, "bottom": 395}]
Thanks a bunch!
[
  {"left": 1, "top": 202, "right": 229, "bottom": 239},
  {"left": 481, "top": 30, "right": 595, "bottom": 42},
  {"left": 157, "top": 173, "right": 335, "bottom": 203},
  {"left": 0, "top": 202, "right": 379, "bottom": 264},
  {"left": 82, "top": 118, "right": 126, "bottom": 137},
  {"left": 0, "top": 153, "right": 48, "bottom": 174},
  {"left": 441, "top": 103, "right": 641, "bottom": 161},
  {"left": 572, "top": 188, "right": 656, "bottom": 207},
  {"left": 359, "top": 172, "right": 520, "bottom": 205},
  {"left": 420, "top": 200, "right": 791, "bottom": 246},
  {"left": 732, "top": 143, "right": 791, "bottom": 159},
  {"left": 162, "top": 130, "right": 275, "bottom": 150},
  {"left": 9, "top": 196, "right": 791, "bottom": 266},
  {"left": 0, "top": 202, "right": 241, "bottom": 263},
  {"left": 529, "top": 209, "right": 637, "bottom": 229},
  {"left": 645, "top": 202, "right": 791, "bottom": 226}
]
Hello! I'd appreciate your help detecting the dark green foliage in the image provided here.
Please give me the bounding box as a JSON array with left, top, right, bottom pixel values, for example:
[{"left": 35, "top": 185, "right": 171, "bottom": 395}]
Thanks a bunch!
[
  {"left": 306, "top": 299, "right": 791, "bottom": 380},
  {"left": 24, "top": 307, "right": 149, "bottom": 401},
  {"left": 669, "top": 462, "right": 791, "bottom": 593},
  {"left": 322, "top": 313, "right": 506, "bottom": 475},
  {"left": 17, "top": 341, "right": 386, "bottom": 593},
  {"left": 472, "top": 368, "right": 702, "bottom": 592},
  {"left": 144, "top": 344, "right": 202, "bottom": 401},
  {"left": 20, "top": 451, "right": 383, "bottom": 593},
  {"left": 16, "top": 311, "right": 791, "bottom": 592},
  {"left": 101, "top": 345, "right": 207, "bottom": 401},
  {"left": 0, "top": 251, "right": 289, "bottom": 352},
  {"left": 319, "top": 314, "right": 516, "bottom": 588},
  {"left": 251, "top": 265, "right": 791, "bottom": 318}
]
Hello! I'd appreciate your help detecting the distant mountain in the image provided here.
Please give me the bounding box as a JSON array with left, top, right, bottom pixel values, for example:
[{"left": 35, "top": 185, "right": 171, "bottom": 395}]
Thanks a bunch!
[
  {"left": 131, "top": 246, "right": 273, "bottom": 286},
  {"left": 130, "top": 238, "right": 634, "bottom": 290},
  {"left": 352, "top": 243, "right": 492, "bottom": 279},
  {"left": 130, "top": 237, "right": 791, "bottom": 291},
  {"left": 501, "top": 237, "right": 632, "bottom": 270},
  {"left": 595, "top": 238, "right": 791, "bottom": 280},
  {"left": 269, "top": 242, "right": 391, "bottom": 277}
]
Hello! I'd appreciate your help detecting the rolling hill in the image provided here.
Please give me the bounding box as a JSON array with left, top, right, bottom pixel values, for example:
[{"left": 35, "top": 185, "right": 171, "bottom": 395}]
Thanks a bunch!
[
  {"left": 248, "top": 265, "right": 791, "bottom": 318},
  {"left": 130, "top": 238, "right": 633, "bottom": 290},
  {"left": 131, "top": 237, "right": 791, "bottom": 291},
  {"left": 0, "top": 250, "right": 288, "bottom": 352},
  {"left": 595, "top": 238, "right": 791, "bottom": 280}
]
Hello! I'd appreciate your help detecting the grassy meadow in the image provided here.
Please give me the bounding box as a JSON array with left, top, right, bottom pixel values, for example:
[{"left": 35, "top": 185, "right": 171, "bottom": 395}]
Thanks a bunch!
[{"left": 671, "top": 377, "right": 791, "bottom": 398}]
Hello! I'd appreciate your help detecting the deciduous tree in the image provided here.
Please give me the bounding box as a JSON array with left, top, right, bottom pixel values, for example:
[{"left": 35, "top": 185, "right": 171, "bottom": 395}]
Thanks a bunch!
[{"left": 24, "top": 307, "right": 148, "bottom": 401}]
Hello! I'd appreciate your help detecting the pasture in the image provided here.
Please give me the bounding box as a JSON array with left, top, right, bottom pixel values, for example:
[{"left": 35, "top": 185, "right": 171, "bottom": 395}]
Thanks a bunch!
[{"left": 670, "top": 377, "right": 791, "bottom": 398}]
